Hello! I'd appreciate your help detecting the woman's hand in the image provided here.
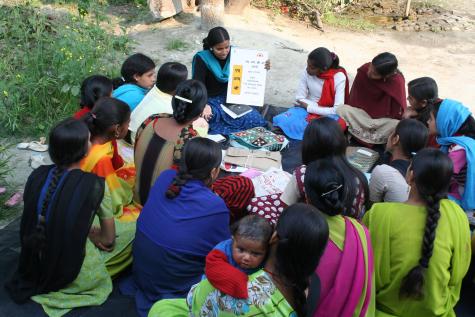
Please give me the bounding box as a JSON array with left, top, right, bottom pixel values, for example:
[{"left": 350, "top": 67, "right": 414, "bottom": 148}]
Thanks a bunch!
[
  {"left": 201, "top": 105, "right": 213, "bottom": 121},
  {"left": 89, "top": 224, "right": 115, "bottom": 252},
  {"left": 265, "top": 59, "right": 271, "bottom": 71},
  {"left": 295, "top": 100, "right": 308, "bottom": 109},
  {"left": 402, "top": 107, "right": 418, "bottom": 119}
]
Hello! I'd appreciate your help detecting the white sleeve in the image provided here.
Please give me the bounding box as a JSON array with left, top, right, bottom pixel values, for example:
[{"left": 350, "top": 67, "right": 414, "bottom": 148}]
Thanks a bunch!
[
  {"left": 333, "top": 72, "right": 347, "bottom": 106},
  {"left": 369, "top": 165, "right": 387, "bottom": 203},
  {"left": 280, "top": 174, "right": 301, "bottom": 206},
  {"left": 306, "top": 72, "right": 346, "bottom": 115},
  {"left": 295, "top": 70, "right": 309, "bottom": 101}
]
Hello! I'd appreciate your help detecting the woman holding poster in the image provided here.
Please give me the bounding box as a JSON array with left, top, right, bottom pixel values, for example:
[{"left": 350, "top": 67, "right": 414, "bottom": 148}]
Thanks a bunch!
[
  {"left": 192, "top": 27, "right": 267, "bottom": 135},
  {"left": 273, "top": 47, "right": 349, "bottom": 140}
]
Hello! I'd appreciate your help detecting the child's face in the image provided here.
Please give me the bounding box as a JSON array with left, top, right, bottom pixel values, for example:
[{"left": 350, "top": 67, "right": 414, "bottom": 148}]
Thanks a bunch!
[
  {"left": 134, "top": 69, "right": 156, "bottom": 89},
  {"left": 232, "top": 235, "right": 267, "bottom": 270}
]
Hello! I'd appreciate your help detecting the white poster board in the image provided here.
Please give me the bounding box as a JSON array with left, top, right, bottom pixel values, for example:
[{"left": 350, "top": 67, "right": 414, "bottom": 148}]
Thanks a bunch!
[{"left": 226, "top": 47, "right": 268, "bottom": 106}]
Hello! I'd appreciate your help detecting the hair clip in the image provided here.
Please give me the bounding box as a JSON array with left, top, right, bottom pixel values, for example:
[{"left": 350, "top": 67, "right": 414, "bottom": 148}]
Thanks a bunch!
[
  {"left": 175, "top": 95, "right": 193, "bottom": 103},
  {"left": 321, "top": 184, "right": 343, "bottom": 197},
  {"left": 91, "top": 113, "right": 97, "bottom": 119},
  {"left": 121, "top": 76, "right": 126, "bottom": 82},
  {"left": 411, "top": 152, "right": 417, "bottom": 157}
]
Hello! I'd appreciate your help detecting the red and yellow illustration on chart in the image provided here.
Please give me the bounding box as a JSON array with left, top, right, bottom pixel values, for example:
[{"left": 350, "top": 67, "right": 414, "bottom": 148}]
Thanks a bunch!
[{"left": 231, "top": 64, "right": 242, "bottom": 95}]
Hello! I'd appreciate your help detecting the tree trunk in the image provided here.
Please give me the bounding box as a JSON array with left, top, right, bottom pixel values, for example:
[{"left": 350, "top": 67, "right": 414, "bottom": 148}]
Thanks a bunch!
[
  {"left": 201, "top": 0, "right": 225, "bottom": 30},
  {"left": 225, "top": 0, "right": 249, "bottom": 14},
  {"left": 404, "top": 0, "right": 412, "bottom": 17},
  {"left": 148, "top": 0, "right": 184, "bottom": 20}
]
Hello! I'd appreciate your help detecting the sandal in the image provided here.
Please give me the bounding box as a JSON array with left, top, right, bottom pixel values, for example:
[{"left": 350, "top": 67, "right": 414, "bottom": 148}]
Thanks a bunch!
[{"left": 17, "top": 137, "right": 48, "bottom": 152}]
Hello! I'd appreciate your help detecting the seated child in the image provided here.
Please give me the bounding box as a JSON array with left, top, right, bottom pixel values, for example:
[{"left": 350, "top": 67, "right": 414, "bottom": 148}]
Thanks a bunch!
[
  {"left": 113, "top": 53, "right": 156, "bottom": 111},
  {"left": 73, "top": 75, "right": 124, "bottom": 169},
  {"left": 204, "top": 215, "right": 273, "bottom": 299},
  {"left": 129, "top": 62, "right": 188, "bottom": 141}
]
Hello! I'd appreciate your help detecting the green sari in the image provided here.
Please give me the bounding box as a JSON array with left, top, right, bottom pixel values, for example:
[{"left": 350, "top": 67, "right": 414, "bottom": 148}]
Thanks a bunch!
[
  {"left": 363, "top": 199, "right": 471, "bottom": 317},
  {"left": 148, "top": 270, "right": 296, "bottom": 317}
]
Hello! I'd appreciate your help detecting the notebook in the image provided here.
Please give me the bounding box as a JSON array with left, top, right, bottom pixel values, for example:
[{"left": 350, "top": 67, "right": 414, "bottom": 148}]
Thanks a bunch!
[{"left": 220, "top": 104, "right": 253, "bottom": 119}]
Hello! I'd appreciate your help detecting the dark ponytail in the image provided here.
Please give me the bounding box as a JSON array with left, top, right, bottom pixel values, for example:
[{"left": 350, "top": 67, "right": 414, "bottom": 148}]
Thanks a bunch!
[
  {"left": 202, "top": 26, "right": 230, "bottom": 50},
  {"left": 83, "top": 97, "right": 130, "bottom": 138},
  {"left": 112, "top": 53, "right": 156, "bottom": 89},
  {"left": 408, "top": 77, "right": 438, "bottom": 125},
  {"left": 372, "top": 52, "right": 398, "bottom": 78},
  {"left": 171, "top": 79, "right": 207, "bottom": 124},
  {"left": 308, "top": 47, "right": 340, "bottom": 71},
  {"left": 394, "top": 119, "right": 429, "bottom": 158},
  {"left": 166, "top": 137, "right": 222, "bottom": 199},
  {"left": 399, "top": 148, "right": 453, "bottom": 299},
  {"left": 80, "top": 75, "right": 113, "bottom": 109},
  {"left": 304, "top": 159, "right": 346, "bottom": 216},
  {"left": 274, "top": 204, "right": 329, "bottom": 317}
]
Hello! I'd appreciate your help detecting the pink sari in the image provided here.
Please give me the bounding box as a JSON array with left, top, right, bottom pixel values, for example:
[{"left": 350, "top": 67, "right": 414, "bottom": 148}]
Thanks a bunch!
[{"left": 314, "top": 216, "right": 374, "bottom": 317}]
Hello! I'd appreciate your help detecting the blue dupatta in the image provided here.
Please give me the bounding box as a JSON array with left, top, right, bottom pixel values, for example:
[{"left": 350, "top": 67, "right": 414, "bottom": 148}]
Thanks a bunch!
[
  {"left": 192, "top": 50, "right": 230, "bottom": 83},
  {"left": 436, "top": 99, "right": 475, "bottom": 210}
]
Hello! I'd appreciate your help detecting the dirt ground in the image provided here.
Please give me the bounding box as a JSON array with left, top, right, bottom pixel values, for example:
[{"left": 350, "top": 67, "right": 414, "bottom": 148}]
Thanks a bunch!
[
  {"left": 127, "top": 4, "right": 475, "bottom": 110},
  {"left": 1, "top": 1, "right": 475, "bottom": 226}
]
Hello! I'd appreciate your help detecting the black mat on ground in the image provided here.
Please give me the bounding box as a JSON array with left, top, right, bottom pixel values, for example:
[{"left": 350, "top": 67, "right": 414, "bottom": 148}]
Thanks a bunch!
[{"left": 0, "top": 218, "right": 138, "bottom": 317}]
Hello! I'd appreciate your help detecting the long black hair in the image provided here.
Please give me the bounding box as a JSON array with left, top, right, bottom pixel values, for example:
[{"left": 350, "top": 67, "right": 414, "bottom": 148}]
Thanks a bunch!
[
  {"left": 113, "top": 53, "right": 156, "bottom": 89},
  {"left": 83, "top": 97, "right": 131, "bottom": 139},
  {"left": 372, "top": 52, "right": 398, "bottom": 77},
  {"left": 171, "top": 79, "right": 208, "bottom": 124},
  {"left": 304, "top": 159, "right": 346, "bottom": 216},
  {"left": 79, "top": 75, "right": 113, "bottom": 109},
  {"left": 273, "top": 203, "right": 329, "bottom": 317},
  {"left": 166, "top": 137, "right": 222, "bottom": 198},
  {"left": 302, "top": 118, "right": 369, "bottom": 217},
  {"left": 308, "top": 47, "right": 340, "bottom": 70},
  {"left": 202, "top": 26, "right": 230, "bottom": 50},
  {"left": 156, "top": 62, "right": 188, "bottom": 93},
  {"left": 23, "top": 119, "right": 91, "bottom": 259},
  {"left": 393, "top": 119, "right": 429, "bottom": 158},
  {"left": 408, "top": 77, "right": 439, "bottom": 125},
  {"left": 399, "top": 148, "right": 453, "bottom": 299}
]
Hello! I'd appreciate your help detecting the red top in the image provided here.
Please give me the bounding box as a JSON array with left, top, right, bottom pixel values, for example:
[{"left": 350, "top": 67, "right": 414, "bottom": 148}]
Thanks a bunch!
[{"left": 349, "top": 62, "right": 406, "bottom": 120}]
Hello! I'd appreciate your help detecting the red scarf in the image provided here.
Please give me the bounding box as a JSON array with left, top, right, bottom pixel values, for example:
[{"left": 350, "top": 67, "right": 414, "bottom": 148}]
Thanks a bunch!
[
  {"left": 306, "top": 68, "right": 350, "bottom": 131},
  {"left": 348, "top": 62, "right": 406, "bottom": 119}
]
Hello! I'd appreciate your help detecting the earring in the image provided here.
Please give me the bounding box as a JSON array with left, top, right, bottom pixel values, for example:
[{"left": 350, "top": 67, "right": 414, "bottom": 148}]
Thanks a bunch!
[{"left": 115, "top": 131, "right": 120, "bottom": 138}]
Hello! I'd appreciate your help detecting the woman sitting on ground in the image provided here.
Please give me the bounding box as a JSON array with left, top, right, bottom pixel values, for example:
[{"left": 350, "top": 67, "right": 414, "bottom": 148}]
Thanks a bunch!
[
  {"left": 133, "top": 79, "right": 207, "bottom": 206},
  {"left": 192, "top": 26, "right": 267, "bottom": 135},
  {"left": 129, "top": 62, "right": 188, "bottom": 141},
  {"left": 404, "top": 76, "right": 441, "bottom": 147},
  {"left": 370, "top": 119, "right": 428, "bottom": 203},
  {"left": 112, "top": 53, "right": 156, "bottom": 111},
  {"left": 6, "top": 119, "right": 115, "bottom": 316},
  {"left": 363, "top": 149, "right": 471, "bottom": 316},
  {"left": 148, "top": 203, "right": 329, "bottom": 317},
  {"left": 74, "top": 75, "right": 124, "bottom": 169},
  {"left": 273, "top": 47, "right": 349, "bottom": 140},
  {"left": 349, "top": 52, "right": 406, "bottom": 120},
  {"left": 279, "top": 117, "right": 369, "bottom": 219},
  {"left": 428, "top": 99, "right": 475, "bottom": 211},
  {"left": 305, "top": 159, "right": 375, "bottom": 317},
  {"left": 122, "top": 138, "right": 230, "bottom": 317}
]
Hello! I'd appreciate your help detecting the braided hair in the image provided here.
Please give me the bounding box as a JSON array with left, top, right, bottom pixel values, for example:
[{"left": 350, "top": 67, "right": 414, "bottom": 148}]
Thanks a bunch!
[
  {"left": 308, "top": 47, "right": 340, "bottom": 71},
  {"left": 166, "top": 137, "right": 222, "bottom": 199},
  {"left": 83, "top": 97, "right": 130, "bottom": 139},
  {"left": 273, "top": 204, "right": 329, "bottom": 317},
  {"left": 171, "top": 80, "right": 208, "bottom": 124},
  {"left": 372, "top": 52, "right": 399, "bottom": 78},
  {"left": 399, "top": 148, "right": 453, "bottom": 299},
  {"left": 24, "top": 119, "right": 90, "bottom": 259}
]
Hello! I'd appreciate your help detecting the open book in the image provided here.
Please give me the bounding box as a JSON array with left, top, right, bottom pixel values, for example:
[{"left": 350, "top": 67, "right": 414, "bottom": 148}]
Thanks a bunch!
[{"left": 220, "top": 104, "right": 253, "bottom": 119}]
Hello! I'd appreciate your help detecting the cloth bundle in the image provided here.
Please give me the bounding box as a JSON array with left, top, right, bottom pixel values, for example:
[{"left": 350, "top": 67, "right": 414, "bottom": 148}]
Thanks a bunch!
[
  {"left": 223, "top": 147, "right": 281, "bottom": 171},
  {"left": 230, "top": 127, "right": 288, "bottom": 151}
]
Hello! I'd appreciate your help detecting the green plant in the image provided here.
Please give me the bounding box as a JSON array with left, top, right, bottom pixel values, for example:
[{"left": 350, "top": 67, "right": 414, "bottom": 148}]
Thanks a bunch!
[
  {"left": 0, "top": 2, "right": 130, "bottom": 136},
  {"left": 166, "top": 39, "right": 189, "bottom": 51},
  {"left": 323, "top": 12, "right": 376, "bottom": 30}
]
